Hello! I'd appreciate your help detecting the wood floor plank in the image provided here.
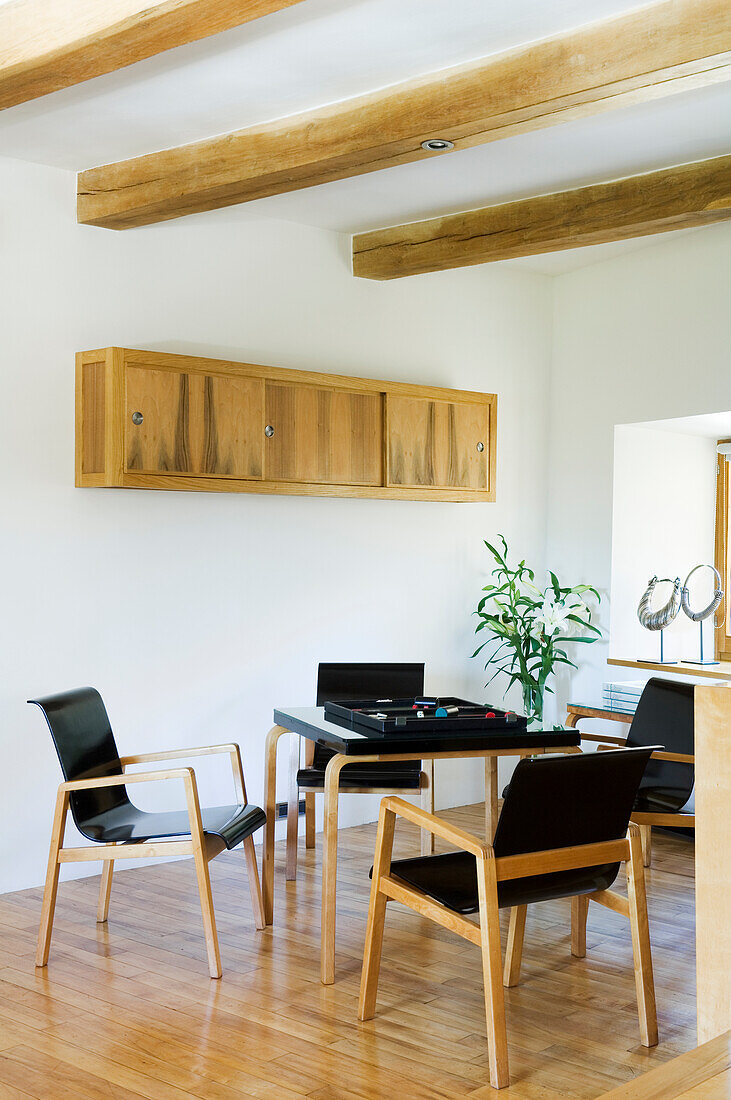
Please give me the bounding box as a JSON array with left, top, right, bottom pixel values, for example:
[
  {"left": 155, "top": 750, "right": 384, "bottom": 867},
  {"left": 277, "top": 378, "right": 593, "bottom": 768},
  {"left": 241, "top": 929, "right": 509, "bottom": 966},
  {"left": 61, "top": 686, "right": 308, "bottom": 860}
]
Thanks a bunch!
[{"left": 0, "top": 804, "right": 696, "bottom": 1098}]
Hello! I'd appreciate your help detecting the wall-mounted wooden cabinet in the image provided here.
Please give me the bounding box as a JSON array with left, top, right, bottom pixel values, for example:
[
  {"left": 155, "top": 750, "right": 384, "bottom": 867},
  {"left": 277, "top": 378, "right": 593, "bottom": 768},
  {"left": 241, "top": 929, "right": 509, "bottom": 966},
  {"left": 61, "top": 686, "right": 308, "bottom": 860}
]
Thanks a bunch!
[{"left": 76, "top": 348, "right": 496, "bottom": 501}]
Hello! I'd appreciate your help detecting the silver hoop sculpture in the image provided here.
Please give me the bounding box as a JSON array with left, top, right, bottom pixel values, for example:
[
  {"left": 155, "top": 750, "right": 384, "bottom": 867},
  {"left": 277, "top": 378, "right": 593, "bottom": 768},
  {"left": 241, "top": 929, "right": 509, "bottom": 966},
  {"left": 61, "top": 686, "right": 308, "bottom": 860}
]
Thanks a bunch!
[
  {"left": 637, "top": 576, "right": 682, "bottom": 631},
  {"left": 680, "top": 564, "right": 724, "bottom": 622}
]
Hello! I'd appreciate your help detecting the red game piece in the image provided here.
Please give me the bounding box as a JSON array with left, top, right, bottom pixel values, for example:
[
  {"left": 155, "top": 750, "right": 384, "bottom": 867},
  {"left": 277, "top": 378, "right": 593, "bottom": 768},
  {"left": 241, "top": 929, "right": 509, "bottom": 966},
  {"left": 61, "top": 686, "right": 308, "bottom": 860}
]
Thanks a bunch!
[{"left": 485, "top": 711, "right": 496, "bottom": 718}]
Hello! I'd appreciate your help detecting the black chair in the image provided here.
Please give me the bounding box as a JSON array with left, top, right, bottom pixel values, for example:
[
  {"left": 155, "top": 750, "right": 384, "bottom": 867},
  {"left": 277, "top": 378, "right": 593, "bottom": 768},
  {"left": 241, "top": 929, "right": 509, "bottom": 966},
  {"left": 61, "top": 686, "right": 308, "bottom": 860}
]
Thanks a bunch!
[
  {"left": 571, "top": 677, "right": 695, "bottom": 866},
  {"left": 30, "top": 687, "right": 266, "bottom": 978},
  {"left": 359, "top": 747, "right": 659, "bottom": 1091},
  {"left": 285, "top": 663, "right": 433, "bottom": 878}
]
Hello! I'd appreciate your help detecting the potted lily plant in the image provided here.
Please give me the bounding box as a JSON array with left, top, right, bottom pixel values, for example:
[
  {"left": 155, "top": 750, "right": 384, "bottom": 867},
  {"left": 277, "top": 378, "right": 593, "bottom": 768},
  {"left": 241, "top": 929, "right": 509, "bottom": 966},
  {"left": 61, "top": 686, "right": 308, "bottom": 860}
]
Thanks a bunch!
[{"left": 472, "top": 535, "right": 602, "bottom": 726}]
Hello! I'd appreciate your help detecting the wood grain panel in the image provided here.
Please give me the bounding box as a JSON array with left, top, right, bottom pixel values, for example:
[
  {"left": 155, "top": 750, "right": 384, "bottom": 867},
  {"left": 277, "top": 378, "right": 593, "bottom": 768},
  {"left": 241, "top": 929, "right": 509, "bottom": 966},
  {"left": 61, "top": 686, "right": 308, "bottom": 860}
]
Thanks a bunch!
[
  {"left": 125, "top": 366, "right": 263, "bottom": 478},
  {"left": 354, "top": 155, "right": 731, "bottom": 279},
  {"left": 387, "top": 395, "right": 488, "bottom": 490},
  {"left": 125, "top": 366, "right": 193, "bottom": 474},
  {"left": 264, "top": 382, "right": 382, "bottom": 485},
  {"left": 76, "top": 0, "right": 731, "bottom": 228},
  {"left": 80, "top": 361, "right": 106, "bottom": 475},
  {"left": 0, "top": 0, "right": 305, "bottom": 110},
  {"left": 197, "top": 373, "right": 263, "bottom": 479},
  {"left": 694, "top": 685, "right": 731, "bottom": 1044}
]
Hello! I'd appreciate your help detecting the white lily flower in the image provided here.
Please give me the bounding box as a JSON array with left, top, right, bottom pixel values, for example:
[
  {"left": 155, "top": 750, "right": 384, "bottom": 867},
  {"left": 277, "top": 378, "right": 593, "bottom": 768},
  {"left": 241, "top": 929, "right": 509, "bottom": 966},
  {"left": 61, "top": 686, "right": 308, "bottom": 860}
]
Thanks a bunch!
[{"left": 534, "top": 596, "right": 572, "bottom": 636}]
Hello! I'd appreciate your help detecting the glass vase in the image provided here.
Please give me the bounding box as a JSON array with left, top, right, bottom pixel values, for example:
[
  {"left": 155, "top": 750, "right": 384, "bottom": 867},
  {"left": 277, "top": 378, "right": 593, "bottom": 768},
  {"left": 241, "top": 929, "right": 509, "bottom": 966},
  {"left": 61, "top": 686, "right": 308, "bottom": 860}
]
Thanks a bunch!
[{"left": 521, "top": 682, "right": 544, "bottom": 729}]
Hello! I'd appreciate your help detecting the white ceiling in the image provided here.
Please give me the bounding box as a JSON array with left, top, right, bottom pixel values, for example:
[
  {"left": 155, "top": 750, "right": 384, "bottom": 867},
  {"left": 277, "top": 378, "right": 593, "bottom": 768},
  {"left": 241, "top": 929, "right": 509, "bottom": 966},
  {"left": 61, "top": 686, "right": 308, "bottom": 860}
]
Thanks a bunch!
[{"left": 1, "top": 0, "right": 729, "bottom": 273}]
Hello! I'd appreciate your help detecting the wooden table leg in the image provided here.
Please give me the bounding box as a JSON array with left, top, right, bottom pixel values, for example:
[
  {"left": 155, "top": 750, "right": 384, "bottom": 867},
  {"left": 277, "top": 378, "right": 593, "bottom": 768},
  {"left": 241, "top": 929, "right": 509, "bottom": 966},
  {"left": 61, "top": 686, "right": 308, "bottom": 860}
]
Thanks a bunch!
[
  {"left": 321, "top": 753, "right": 348, "bottom": 985},
  {"left": 420, "top": 758, "right": 435, "bottom": 855},
  {"left": 285, "top": 736, "right": 300, "bottom": 881},
  {"left": 485, "top": 756, "right": 499, "bottom": 841},
  {"left": 262, "top": 725, "right": 288, "bottom": 926}
]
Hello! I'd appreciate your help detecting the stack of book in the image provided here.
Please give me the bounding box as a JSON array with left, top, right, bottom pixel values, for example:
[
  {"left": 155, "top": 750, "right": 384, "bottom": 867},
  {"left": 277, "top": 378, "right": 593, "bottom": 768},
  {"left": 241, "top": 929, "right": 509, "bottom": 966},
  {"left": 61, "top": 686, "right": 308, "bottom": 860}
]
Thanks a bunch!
[{"left": 602, "top": 680, "right": 646, "bottom": 714}]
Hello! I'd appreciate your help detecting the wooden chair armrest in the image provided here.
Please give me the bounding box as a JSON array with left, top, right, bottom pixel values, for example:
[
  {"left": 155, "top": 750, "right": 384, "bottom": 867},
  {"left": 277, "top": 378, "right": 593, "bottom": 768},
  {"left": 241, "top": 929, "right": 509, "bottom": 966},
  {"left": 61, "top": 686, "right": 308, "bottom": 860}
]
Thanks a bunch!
[
  {"left": 650, "top": 749, "right": 694, "bottom": 764},
  {"left": 120, "top": 743, "right": 249, "bottom": 802},
  {"left": 382, "top": 796, "right": 488, "bottom": 858},
  {"left": 61, "top": 767, "right": 195, "bottom": 791},
  {"left": 595, "top": 744, "right": 694, "bottom": 764},
  {"left": 579, "top": 732, "right": 628, "bottom": 745},
  {"left": 495, "top": 837, "right": 630, "bottom": 881},
  {"left": 119, "top": 743, "right": 238, "bottom": 765}
]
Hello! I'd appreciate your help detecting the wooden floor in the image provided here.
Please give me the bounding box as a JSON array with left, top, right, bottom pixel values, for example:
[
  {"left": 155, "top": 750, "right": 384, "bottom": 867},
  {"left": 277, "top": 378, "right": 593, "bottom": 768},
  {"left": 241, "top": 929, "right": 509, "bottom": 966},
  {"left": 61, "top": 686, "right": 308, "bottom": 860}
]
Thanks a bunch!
[{"left": 0, "top": 803, "right": 697, "bottom": 1099}]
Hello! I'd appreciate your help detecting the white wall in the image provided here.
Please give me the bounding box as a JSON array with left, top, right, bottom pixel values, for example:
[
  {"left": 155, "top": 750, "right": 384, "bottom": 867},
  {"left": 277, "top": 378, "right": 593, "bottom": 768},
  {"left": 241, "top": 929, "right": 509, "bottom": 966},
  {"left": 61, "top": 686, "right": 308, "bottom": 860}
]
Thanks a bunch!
[
  {"left": 546, "top": 223, "right": 731, "bottom": 710},
  {"left": 0, "top": 157, "right": 553, "bottom": 893},
  {"left": 610, "top": 425, "right": 717, "bottom": 662}
]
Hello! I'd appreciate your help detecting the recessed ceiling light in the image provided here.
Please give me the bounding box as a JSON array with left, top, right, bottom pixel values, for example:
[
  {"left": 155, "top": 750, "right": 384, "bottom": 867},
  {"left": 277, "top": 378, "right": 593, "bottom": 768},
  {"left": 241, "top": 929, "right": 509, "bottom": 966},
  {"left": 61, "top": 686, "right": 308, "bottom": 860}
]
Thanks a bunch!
[{"left": 421, "top": 139, "right": 454, "bottom": 152}]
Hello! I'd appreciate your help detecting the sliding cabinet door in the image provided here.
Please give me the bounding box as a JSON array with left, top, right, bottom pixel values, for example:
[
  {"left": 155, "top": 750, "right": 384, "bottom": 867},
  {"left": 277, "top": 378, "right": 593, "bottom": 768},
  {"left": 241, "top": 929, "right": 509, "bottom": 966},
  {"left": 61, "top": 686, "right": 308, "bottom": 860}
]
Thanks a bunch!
[
  {"left": 386, "top": 395, "right": 489, "bottom": 491},
  {"left": 264, "top": 382, "right": 382, "bottom": 485}
]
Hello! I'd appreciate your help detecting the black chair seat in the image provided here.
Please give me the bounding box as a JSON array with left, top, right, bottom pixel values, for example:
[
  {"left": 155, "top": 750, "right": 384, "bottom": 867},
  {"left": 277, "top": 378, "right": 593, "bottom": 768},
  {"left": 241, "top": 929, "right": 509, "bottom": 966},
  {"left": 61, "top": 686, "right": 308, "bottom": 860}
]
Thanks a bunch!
[
  {"left": 381, "top": 850, "right": 620, "bottom": 913},
  {"left": 297, "top": 764, "right": 422, "bottom": 790},
  {"left": 634, "top": 786, "right": 694, "bottom": 815},
  {"left": 79, "top": 802, "right": 266, "bottom": 848}
]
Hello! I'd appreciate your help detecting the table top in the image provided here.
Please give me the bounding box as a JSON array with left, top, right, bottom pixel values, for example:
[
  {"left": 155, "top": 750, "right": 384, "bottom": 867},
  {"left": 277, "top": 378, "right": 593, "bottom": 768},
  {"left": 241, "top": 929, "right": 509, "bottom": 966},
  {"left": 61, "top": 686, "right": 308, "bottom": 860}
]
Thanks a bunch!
[{"left": 273, "top": 706, "right": 581, "bottom": 756}]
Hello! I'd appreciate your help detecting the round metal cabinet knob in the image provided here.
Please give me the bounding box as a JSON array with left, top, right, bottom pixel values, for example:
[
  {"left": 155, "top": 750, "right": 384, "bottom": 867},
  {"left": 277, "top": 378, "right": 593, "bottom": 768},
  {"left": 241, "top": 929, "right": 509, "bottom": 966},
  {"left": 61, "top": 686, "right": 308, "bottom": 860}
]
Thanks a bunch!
[
  {"left": 476, "top": 441, "right": 485, "bottom": 452},
  {"left": 131, "top": 411, "right": 144, "bottom": 425},
  {"left": 264, "top": 424, "right": 275, "bottom": 438}
]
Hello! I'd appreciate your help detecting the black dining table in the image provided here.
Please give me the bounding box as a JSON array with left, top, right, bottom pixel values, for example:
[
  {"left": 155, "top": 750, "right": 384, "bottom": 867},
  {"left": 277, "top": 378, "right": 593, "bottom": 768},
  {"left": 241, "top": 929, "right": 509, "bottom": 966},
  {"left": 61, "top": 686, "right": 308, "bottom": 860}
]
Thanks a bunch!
[{"left": 262, "top": 705, "right": 580, "bottom": 984}]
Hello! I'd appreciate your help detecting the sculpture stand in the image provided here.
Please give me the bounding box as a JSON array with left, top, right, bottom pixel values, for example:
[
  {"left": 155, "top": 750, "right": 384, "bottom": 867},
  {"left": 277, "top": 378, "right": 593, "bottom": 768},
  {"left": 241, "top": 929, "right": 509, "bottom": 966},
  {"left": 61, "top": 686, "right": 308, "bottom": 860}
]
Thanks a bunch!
[
  {"left": 685, "top": 619, "right": 720, "bottom": 666},
  {"left": 639, "top": 629, "right": 677, "bottom": 665}
]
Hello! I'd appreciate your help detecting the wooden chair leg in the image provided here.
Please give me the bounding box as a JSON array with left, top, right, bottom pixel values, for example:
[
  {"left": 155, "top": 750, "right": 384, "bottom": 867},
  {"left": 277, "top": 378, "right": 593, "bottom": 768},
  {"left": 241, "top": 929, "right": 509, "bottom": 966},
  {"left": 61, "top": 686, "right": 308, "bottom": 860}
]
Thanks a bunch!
[
  {"left": 97, "top": 855, "right": 114, "bottom": 923},
  {"left": 191, "top": 841, "right": 222, "bottom": 979},
  {"left": 243, "top": 834, "right": 266, "bottom": 931},
  {"left": 503, "top": 905, "right": 527, "bottom": 987},
  {"left": 639, "top": 823, "right": 652, "bottom": 867},
  {"left": 420, "top": 760, "right": 435, "bottom": 855},
  {"left": 36, "top": 789, "right": 69, "bottom": 967},
  {"left": 262, "top": 725, "right": 287, "bottom": 926},
  {"left": 476, "top": 853, "right": 510, "bottom": 1090},
  {"left": 571, "top": 895, "right": 589, "bottom": 958},
  {"left": 285, "top": 736, "right": 300, "bottom": 881},
  {"left": 185, "top": 777, "right": 222, "bottom": 979},
  {"left": 321, "top": 755, "right": 347, "bottom": 985},
  {"left": 626, "top": 826, "right": 658, "bottom": 1047},
  {"left": 359, "top": 803, "right": 396, "bottom": 1021},
  {"left": 305, "top": 793, "right": 316, "bottom": 848},
  {"left": 485, "top": 757, "right": 499, "bottom": 842}
]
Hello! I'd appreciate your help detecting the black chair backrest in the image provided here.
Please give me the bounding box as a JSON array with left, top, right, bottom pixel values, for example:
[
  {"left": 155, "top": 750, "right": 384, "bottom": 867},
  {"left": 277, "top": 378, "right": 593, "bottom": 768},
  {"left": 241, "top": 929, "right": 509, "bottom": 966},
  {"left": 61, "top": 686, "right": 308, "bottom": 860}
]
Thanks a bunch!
[
  {"left": 493, "top": 747, "right": 656, "bottom": 859},
  {"left": 29, "top": 687, "right": 130, "bottom": 832},
  {"left": 316, "top": 662, "right": 425, "bottom": 706},
  {"left": 625, "top": 677, "right": 694, "bottom": 804},
  {"left": 313, "top": 663, "right": 425, "bottom": 771}
]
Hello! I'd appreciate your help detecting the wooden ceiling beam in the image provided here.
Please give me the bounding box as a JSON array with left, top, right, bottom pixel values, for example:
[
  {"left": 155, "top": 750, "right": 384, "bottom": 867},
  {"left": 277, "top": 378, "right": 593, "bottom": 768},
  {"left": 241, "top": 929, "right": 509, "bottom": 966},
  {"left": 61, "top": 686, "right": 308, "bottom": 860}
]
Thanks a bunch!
[
  {"left": 351, "top": 156, "right": 731, "bottom": 279},
  {"left": 77, "top": 0, "right": 731, "bottom": 229},
  {"left": 0, "top": 0, "right": 304, "bottom": 110}
]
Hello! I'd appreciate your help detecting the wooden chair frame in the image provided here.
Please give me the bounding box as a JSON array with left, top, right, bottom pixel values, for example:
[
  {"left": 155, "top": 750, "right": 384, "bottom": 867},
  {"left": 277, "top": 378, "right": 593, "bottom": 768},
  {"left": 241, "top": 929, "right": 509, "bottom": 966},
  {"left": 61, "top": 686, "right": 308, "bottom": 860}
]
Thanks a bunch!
[
  {"left": 569, "top": 719, "right": 695, "bottom": 867},
  {"left": 37, "top": 742, "right": 265, "bottom": 979},
  {"left": 285, "top": 738, "right": 434, "bottom": 879},
  {"left": 359, "top": 797, "right": 657, "bottom": 1091}
]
